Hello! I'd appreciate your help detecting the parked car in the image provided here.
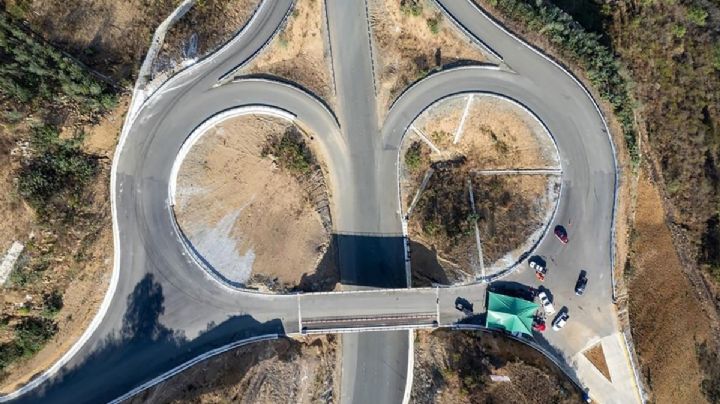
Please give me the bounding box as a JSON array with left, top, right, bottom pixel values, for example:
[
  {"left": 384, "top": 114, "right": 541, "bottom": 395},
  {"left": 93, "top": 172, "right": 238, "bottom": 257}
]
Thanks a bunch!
[
  {"left": 554, "top": 225, "right": 569, "bottom": 244},
  {"left": 529, "top": 256, "right": 547, "bottom": 281},
  {"left": 537, "top": 291, "right": 555, "bottom": 315},
  {"left": 575, "top": 270, "right": 588, "bottom": 296},
  {"left": 552, "top": 312, "right": 569, "bottom": 331}
]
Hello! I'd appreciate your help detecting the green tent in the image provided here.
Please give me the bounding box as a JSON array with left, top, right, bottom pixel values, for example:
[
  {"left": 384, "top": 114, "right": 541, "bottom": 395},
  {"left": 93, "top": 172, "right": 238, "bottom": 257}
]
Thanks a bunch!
[{"left": 485, "top": 292, "right": 539, "bottom": 336}]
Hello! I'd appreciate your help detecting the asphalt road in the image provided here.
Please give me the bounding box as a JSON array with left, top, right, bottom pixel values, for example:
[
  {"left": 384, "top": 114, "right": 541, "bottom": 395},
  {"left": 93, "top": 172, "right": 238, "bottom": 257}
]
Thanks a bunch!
[{"left": 0, "top": 0, "right": 621, "bottom": 403}]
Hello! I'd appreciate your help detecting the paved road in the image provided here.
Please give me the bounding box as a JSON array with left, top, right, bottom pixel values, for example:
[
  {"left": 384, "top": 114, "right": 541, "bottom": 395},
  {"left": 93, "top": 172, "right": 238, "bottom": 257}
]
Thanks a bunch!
[{"left": 0, "top": 0, "right": 632, "bottom": 403}]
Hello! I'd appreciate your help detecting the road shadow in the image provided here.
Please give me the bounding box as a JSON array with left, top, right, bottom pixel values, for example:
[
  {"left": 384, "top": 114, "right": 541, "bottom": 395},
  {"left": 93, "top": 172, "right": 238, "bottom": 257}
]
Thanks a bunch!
[
  {"left": 488, "top": 280, "right": 537, "bottom": 301},
  {"left": 409, "top": 240, "right": 450, "bottom": 286},
  {"left": 19, "top": 274, "right": 284, "bottom": 404},
  {"left": 332, "top": 233, "right": 407, "bottom": 288}
]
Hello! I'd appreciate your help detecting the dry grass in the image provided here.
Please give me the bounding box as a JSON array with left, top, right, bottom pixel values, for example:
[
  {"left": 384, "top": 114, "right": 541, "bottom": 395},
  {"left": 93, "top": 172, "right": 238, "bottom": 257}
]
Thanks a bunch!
[
  {"left": 128, "top": 335, "right": 340, "bottom": 404},
  {"left": 0, "top": 96, "right": 128, "bottom": 392},
  {"left": 412, "top": 329, "right": 582, "bottom": 403},
  {"left": 368, "top": 0, "right": 488, "bottom": 120},
  {"left": 627, "top": 167, "right": 712, "bottom": 404},
  {"left": 240, "top": 0, "right": 335, "bottom": 107}
]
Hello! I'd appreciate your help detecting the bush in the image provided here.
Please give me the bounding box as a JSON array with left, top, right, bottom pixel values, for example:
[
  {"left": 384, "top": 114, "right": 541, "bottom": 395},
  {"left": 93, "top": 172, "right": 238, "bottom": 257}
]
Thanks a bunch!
[
  {"left": 401, "top": 0, "right": 423, "bottom": 17},
  {"left": 687, "top": 7, "right": 708, "bottom": 27},
  {"left": 42, "top": 290, "right": 63, "bottom": 318},
  {"left": 17, "top": 125, "right": 99, "bottom": 219},
  {"left": 427, "top": 17, "right": 441, "bottom": 34},
  {"left": 0, "top": 13, "right": 116, "bottom": 115},
  {"left": 0, "top": 317, "right": 58, "bottom": 372},
  {"left": 262, "top": 128, "right": 315, "bottom": 177},
  {"left": 405, "top": 142, "right": 425, "bottom": 171}
]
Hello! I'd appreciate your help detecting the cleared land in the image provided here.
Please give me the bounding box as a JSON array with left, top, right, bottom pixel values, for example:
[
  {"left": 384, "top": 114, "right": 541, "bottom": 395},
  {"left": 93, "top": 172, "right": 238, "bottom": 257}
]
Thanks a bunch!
[
  {"left": 368, "top": 0, "right": 488, "bottom": 120},
  {"left": 128, "top": 335, "right": 340, "bottom": 404},
  {"left": 174, "top": 115, "right": 336, "bottom": 292},
  {"left": 240, "top": 0, "right": 336, "bottom": 107},
  {"left": 626, "top": 167, "right": 716, "bottom": 404},
  {"left": 403, "top": 95, "right": 560, "bottom": 284},
  {"left": 412, "top": 329, "right": 582, "bottom": 403}
]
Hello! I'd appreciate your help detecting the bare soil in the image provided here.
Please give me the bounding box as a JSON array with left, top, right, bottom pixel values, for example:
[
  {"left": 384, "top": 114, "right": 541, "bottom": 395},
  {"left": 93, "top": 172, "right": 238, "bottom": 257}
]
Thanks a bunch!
[
  {"left": 627, "top": 167, "right": 712, "bottom": 404},
  {"left": 583, "top": 343, "right": 611, "bottom": 382},
  {"left": 127, "top": 335, "right": 340, "bottom": 404},
  {"left": 157, "top": 0, "right": 260, "bottom": 76},
  {"left": 368, "top": 0, "right": 488, "bottom": 120},
  {"left": 412, "top": 329, "right": 582, "bottom": 403},
  {"left": 0, "top": 96, "right": 128, "bottom": 392},
  {"left": 174, "top": 115, "right": 336, "bottom": 292},
  {"left": 240, "top": 0, "right": 335, "bottom": 108}
]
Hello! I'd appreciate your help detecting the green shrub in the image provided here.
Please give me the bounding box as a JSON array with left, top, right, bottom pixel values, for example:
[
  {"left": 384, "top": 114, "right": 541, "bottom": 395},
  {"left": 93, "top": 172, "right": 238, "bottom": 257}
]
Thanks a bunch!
[
  {"left": 17, "top": 125, "right": 99, "bottom": 219},
  {"left": 42, "top": 290, "right": 64, "bottom": 318},
  {"left": 262, "top": 129, "right": 314, "bottom": 177},
  {"left": 427, "top": 17, "right": 441, "bottom": 34},
  {"left": 404, "top": 142, "right": 425, "bottom": 171},
  {"left": 687, "top": 7, "right": 708, "bottom": 26},
  {"left": 401, "top": 1, "right": 423, "bottom": 16},
  {"left": 0, "top": 13, "right": 116, "bottom": 115}
]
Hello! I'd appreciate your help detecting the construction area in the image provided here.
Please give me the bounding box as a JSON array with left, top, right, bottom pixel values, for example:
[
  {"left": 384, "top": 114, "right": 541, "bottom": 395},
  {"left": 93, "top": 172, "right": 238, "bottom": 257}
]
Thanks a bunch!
[
  {"left": 174, "top": 115, "right": 337, "bottom": 292},
  {"left": 402, "top": 94, "right": 561, "bottom": 285}
]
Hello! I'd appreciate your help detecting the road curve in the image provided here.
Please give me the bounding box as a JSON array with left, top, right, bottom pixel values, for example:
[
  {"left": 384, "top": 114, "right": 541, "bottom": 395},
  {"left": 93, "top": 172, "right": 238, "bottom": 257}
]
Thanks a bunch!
[{"left": 0, "top": 0, "right": 630, "bottom": 403}]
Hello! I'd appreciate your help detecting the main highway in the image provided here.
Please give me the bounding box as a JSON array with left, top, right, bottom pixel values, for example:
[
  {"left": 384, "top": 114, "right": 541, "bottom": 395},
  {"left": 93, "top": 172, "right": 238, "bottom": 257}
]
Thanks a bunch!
[{"left": 0, "top": 0, "right": 635, "bottom": 403}]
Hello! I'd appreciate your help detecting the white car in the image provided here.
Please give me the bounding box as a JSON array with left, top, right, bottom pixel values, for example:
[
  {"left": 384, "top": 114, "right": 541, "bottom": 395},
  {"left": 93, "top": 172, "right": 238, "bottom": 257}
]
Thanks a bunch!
[
  {"left": 537, "top": 291, "right": 555, "bottom": 315},
  {"left": 552, "top": 312, "right": 569, "bottom": 331}
]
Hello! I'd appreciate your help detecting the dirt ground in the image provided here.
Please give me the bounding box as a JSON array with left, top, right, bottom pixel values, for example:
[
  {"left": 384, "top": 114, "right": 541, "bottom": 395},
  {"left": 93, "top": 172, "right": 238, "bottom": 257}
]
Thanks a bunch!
[
  {"left": 174, "top": 115, "right": 336, "bottom": 292},
  {"left": 157, "top": 0, "right": 260, "bottom": 77},
  {"left": 0, "top": 96, "right": 128, "bottom": 392},
  {"left": 240, "top": 0, "right": 335, "bottom": 108},
  {"left": 403, "top": 95, "right": 560, "bottom": 284},
  {"left": 368, "top": 0, "right": 488, "bottom": 120},
  {"left": 583, "top": 343, "right": 611, "bottom": 382},
  {"left": 412, "top": 329, "right": 582, "bottom": 403},
  {"left": 627, "top": 167, "right": 712, "bottom": 404},
  {"left": 127, "top": 335, "right": 340, "bottom": 404},
  {"left": 10, "top": 0, "right": 176, "bottom": 82}
]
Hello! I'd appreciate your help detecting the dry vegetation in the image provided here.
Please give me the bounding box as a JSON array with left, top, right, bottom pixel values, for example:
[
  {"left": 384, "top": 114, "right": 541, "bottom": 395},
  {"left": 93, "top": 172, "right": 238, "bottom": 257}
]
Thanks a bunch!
[
  {"left": 412, "top": 329, "right": 582, "bottom": 403},
  {"left": 240, "top": 0, "right": 335, "bottom": 107},
  {"left": 0, "top": 0, "right": 260, "bottom": 390},
  {"left": 403, "top": 96, "right": 559, "bottom": 284},
  {"left": 471, "top": 0, "right": 720, "bottom": 401},
  {"left": 156, "top": 0, "right": 260, "bottom": 74},
  {"left": 127, "top": 335, "right": 340, "bottom": 404},
  {"left": 627, "top": 167, "right": 715, "bottom": 404},
  {"left": 367, "top": 0, "right": 488, "bottom": 119},
  {"left": 175, "top": 115, "right": 336, "bottom": 293}
]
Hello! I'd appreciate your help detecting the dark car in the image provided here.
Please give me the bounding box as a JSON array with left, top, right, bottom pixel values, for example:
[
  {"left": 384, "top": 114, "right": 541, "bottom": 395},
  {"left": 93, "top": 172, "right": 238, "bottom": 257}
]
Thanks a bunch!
[
  {"left": 554, "top": 225, "right": 569, "bottom": 244},
  {"left": 575, "top": 270, "right": 588, "bottom": 295}
]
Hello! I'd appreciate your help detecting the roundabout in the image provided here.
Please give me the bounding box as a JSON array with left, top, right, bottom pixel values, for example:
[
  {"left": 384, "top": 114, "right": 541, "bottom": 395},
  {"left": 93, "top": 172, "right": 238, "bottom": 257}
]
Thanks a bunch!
[{"left": 0, "top": 0, "right": 640, "bottom": 403}]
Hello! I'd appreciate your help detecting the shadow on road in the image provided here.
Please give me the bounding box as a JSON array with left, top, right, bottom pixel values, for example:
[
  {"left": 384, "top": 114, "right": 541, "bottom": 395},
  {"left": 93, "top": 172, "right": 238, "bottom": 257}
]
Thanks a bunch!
[
  {"left": 332, "top": 233, "right": 407, "bottom": 288},
  {"left": 19, "top": 274, "right": 284, "bottom": 404}
]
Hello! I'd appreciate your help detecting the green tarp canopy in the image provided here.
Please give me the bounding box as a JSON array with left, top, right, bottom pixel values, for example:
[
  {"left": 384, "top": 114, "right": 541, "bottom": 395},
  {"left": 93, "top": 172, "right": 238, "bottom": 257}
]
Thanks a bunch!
[{"left": 485, "top": 291, "right": 539, "bottom": 336}]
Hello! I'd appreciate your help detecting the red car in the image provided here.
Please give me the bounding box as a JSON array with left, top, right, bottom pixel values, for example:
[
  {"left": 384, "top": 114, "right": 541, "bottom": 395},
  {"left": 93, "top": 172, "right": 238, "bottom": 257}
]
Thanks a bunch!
[{"left": 554, "top": 225, "right": 569, "bottom": 244}]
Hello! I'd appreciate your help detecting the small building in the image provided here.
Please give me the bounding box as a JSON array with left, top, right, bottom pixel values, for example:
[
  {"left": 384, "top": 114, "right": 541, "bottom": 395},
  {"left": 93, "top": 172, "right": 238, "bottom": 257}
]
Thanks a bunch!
[{"left": 485, "top": 291, "right": 538, "bottom": 336}]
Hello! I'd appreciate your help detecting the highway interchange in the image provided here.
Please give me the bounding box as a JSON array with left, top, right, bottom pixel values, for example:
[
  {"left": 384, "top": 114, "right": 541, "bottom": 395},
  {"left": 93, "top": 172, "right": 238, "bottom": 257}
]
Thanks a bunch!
[{"left": 1, "top": 0, "right": 640, "bottom": 403}]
